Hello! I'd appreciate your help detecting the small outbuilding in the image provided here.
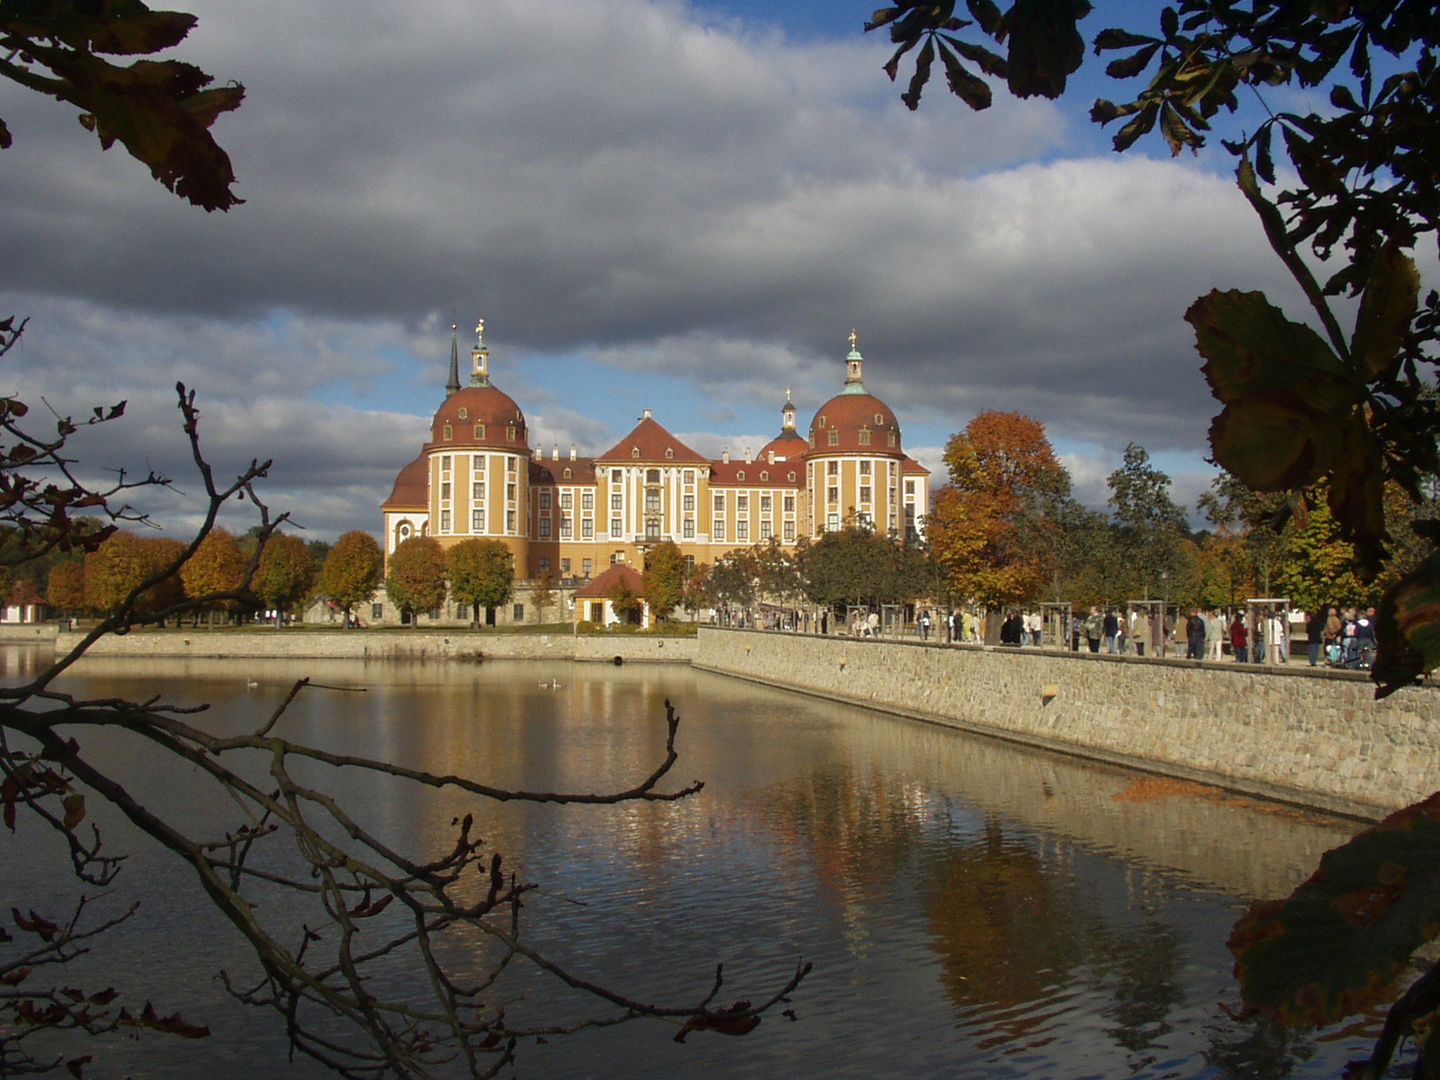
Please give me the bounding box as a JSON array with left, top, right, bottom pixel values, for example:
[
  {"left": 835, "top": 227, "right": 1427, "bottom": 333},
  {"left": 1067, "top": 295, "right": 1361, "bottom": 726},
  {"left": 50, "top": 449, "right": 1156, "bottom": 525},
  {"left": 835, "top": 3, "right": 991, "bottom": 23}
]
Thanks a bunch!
[{"left": 573, "top": 564, "right": 649, "bottom": 629}]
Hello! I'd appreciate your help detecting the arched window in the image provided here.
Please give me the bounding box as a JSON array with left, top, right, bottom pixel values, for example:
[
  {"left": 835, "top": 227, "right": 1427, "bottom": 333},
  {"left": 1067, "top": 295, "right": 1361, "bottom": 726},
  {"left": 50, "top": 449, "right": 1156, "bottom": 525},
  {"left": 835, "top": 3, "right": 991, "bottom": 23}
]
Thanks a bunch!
[
  {"left": 875, "top": 413, "right": 884, "bottom": 425},
  {"left": 737, "top": 470, "right": 745, "bottom": 481},
  {"left": 760, "top": 470, "right": 768, "bottom": 481},
  {"left": 459, "top": 408, "right": 468, "bottom": 420},
  {"left": 631, "top": 447, "right": 640, "bottom": 459},
  {"left": 665, "top": 448, "right": 674, "bottom": 459},
  {"left": 788, "top": 471, "right": 796, "bottom": 481},
  {"left": 563, "top": 468, "right": 572, "bottom": 479}
]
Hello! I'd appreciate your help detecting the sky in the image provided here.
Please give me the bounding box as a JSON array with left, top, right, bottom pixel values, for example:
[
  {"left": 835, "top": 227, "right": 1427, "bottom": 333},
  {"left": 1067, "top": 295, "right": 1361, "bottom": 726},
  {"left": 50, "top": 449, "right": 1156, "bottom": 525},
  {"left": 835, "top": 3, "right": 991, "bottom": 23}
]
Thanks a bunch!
[{"left": 0, "top": 0, "right": 1333, "bottom": 540}]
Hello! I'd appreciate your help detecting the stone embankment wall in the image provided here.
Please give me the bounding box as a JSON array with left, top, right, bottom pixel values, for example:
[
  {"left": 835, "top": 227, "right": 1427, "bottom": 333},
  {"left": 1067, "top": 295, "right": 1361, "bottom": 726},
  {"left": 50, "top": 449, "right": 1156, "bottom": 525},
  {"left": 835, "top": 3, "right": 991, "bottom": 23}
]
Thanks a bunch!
[
  {"left": 0, "top": 624, "right": 58, "bottom": 642},
  {"left": 693, "top": 627, "right": 1440, "bottom": 820},
  {"left": 52, "top": 630, "right": 694, "bottom": 664}
]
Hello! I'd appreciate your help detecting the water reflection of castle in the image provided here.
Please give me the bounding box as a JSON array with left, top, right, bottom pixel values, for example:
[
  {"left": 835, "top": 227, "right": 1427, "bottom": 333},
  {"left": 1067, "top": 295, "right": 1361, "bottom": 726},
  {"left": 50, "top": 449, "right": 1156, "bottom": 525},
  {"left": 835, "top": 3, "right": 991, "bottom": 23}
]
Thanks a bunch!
[{"left": 381, "top": 325, "right": 931, "bottom": 591}]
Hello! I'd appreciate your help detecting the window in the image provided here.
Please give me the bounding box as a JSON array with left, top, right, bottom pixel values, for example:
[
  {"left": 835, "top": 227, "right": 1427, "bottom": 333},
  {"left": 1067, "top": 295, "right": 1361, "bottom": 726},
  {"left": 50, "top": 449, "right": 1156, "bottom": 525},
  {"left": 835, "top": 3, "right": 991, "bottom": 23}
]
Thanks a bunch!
[
  {"left": 828, "top": 486, "right": 839, "bottom": 504},
  {"left": 646, "top": 469, "right": 660, "bottom": 483},
  {"left": 683, "top": 493, "right": 694, "bottom": 511},
  {"left": 474, "top": 423, "right": 485, "bottom": 439},
  {"left": 560, "top": 516, "right": 572, "bottom": 538},
  {"left": 539, "top": 491, "right": 551, "bottom": 510},
  {"left": 860, "top": 486, "right": 871, "bottom": 503},
  {"left": 631, "top": 447, "right": 640, "bottom": 458},
  {"left": 736, "top": 521, "right": 748, "bottom": 540},
  {"left": 827, "top": 461, "right": 839, "bottom": 476},
  {"left": 440, "top": 481, "right": 451, "bottom": 501},
  {"left": 888, "top": 432, "right": 897, "bottom": 447},
  {"left": 860, "top": 460, "right": 871, "bottom": 475},
  {"left": 612, "top": 550, "right": 624, "bottom": 565},
  {"left": 440, "top": 510, "right": 451, "bottom": 531},
  {"left": 472, "top": 508, "right": 483, "bottom": 531},
  {"left": 611, "top": 492, "right": 623, "bottom": 511},
  {"left": 372, "top": 603, "right": 384, "bottom": 620},
  {"left": 645, "top": 488, "right": 660, "bottom": 511},
  {"left": 858, "top": 428, "right": 870, "bottom": 445},
  {"left": 875, "top": 413, "right": 885, "bottom": 424},
  {"left": 506, "top": 510, "right": 516, "bottom": 531},
  {"left": 540, "top": 558, "right": 550, "bottom": 572},
  {"left": 906, "top": 480, "right": 916, "bottom": 495},
  {"left": 683, "top": 470, "right": 694, "bottom": 485},
  {"left": 788, "top": 471, "right": 796, "bottom": 481},
  {"left": 558, "top": 492, "right": 571, "bottom": 510},
  {"left": 513, "top": 604, "right": 524, "bottom": 622},
  {"left": 783, "top": 495, "right": 794, "bottom": 513},
  {"left": 760, "top": 520, "right": 772, "bottom": 539},
  {"left": 443, "top": 423, "right": 453, "bottom": 440},
  {"left": 458, "top": 407, "right": 468, "bottom": 420},
  {"left": 683, "top": 518, "right": 694, "bottom": 538},
  {"left": 760, "top": 495, "right": 771, "bottom": 513},
  {"left": 455, "top": 604, "right": 469, "bottom": 622},
  {"left": 582, "top": 558, "right": 592, "bottom": 577},
  {"left": 828, "top": 430, "right": 839, "bottom": 446},
  {"left": 827, "top": 513, "right": 840, "bottom": 531},
  {"left": 783, "top": 521, "right": 794, "bottom": 541},
  {"left": 808, "top": 433, "right": 815, "bottom": 447},
  {"left": 563, "top": 467, "right": 571, "bottom": 479},
  {"left": 665, "top": 448, "right": 674, "bottom": 459},
  {"left": 507, "top": 424, "right": 516, "bottom": 440},
  {"left": 737, "top": 495, "right": 748, "bottom": 512},
  {"left": 818, "top": 415, "right": 826, "bottom": 427},
  {"left": 612, "top": 469, "right": 622, "bottom": 482},
  {"left": 399, "top": 523, "right": 411, "bottom": 540},
  {"left": 737, "top": 470, "right": 745, "bottom": 481},
  {"left": 506, "top": 483, "right": 516, "bottom": 501},
  {"left": 683, "top": 555, "right": 695, "bottom": 573},
  {"left": 713, "top": 493, "right": 725, "bottom": 511},
  {"left": 561, "top": 558, "right": 571, "bottom": 574},
  {"left": 713, "top": 520, "right": 725, "bottom": 541},
  {"left": 582, "top": 518, "right": 594, "bottom": 539},
  {"left": 442, "top": 455, "right": 452, "bottom": 474},
  {"left": 507, "top": 456, "right": 517, "bottom": 474},
  {"left": 539, "top": 517, "right": 551, "bottom": 538},
  {"left": 582, "top": 492, "right": 594, "bottom": 511},
  {"left": 610, "top": 518, "right": 622, "bottom": 538},
  {"left": 646, "top": 518, "right": 660, "bottom": 540},
  {"left": 472, "top": 481, "right": 484, "bottom": 501}
]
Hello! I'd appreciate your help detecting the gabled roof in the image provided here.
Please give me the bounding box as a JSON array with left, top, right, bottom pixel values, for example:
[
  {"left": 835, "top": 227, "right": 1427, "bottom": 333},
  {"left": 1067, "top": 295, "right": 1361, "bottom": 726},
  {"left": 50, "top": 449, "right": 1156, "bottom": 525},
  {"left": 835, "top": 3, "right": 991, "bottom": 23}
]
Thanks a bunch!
[
  {"left": 574, "top": 563, "right": 644, "bottom": 598},
  {"left": 381, "top": 453, "right": 429, "bottom": 510},
  {"left": 530, "top": 456, "right": 598, "bottom": 485},
  {"left": 596, "top": 416, "right": 708, "bottom": 465},
  {"left": 902, "top": 455, "right": 931, "bottom": 476},
  {"left": 708, "top": 460, "right": 802, "bottom": 487}
]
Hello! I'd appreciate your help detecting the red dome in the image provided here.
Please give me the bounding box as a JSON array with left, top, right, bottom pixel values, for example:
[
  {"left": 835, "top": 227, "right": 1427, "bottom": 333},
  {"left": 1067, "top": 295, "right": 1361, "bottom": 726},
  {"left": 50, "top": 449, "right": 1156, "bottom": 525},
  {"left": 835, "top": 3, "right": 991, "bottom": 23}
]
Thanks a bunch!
[
  {"left": 808, "top": 392, "right": 902, "bottom": 454},
  {"left": 430, "top": 386, "right": 529, "bottom": 451},
  {"left": 758, "top": 429, "right": 808, "bottom": 463}
]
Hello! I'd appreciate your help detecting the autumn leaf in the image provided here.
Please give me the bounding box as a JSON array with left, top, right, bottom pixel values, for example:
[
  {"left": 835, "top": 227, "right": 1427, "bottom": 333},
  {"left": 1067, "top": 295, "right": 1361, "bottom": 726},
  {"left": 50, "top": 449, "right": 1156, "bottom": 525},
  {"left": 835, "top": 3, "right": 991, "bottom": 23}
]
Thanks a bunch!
[{"left": 62, "top": 793, "right": 85, "bottom": 830}]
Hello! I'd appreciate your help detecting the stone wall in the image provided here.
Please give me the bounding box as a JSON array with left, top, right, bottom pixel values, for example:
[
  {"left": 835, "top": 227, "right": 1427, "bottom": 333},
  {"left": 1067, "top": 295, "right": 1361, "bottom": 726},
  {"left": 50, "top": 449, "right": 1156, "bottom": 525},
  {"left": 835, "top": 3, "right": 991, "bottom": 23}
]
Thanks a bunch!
[
  {"left": 52, "top": 630, "right": 695, "bottom": 664},
  {"left": 693, "top": 627, "right": 1440, "bottom": 820}
]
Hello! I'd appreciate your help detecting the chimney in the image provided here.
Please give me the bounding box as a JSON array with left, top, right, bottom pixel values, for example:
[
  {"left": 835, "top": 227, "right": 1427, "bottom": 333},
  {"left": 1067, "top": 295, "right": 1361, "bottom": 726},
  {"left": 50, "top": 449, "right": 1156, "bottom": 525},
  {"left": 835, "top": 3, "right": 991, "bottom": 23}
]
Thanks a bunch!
[
  {"left": 569, "top": 445, "right": 577, "bottom": 460},
  {"left": 551, "top": 443, "right": 559, "bottom": 460},
  {"left": 722, "top": 448, "right": 730, "bottom": 464},
  {"left": 642, "top": 408, "right": 652, "bottom": 420},
  {"left": 767, "top": 450, "right": 775, "bottom": 464},
  {"left": 744, "top": 447, "right": 752, "bottom": 464}
]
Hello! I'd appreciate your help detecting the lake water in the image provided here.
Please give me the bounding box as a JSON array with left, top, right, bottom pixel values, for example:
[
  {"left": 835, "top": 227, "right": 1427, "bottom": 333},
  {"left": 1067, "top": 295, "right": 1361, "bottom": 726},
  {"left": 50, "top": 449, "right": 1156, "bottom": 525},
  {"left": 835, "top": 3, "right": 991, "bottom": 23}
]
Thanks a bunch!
[{"left": 1, "top": 649, "right": 1403, "bottom": 1079}]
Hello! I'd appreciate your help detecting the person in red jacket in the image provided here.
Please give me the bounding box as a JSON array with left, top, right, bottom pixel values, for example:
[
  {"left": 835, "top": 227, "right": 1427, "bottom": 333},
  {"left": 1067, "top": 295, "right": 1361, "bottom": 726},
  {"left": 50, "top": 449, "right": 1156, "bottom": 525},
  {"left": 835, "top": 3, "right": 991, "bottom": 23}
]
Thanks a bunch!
[{"left": 1229, "top": 614, "right": 1248, "bottom": 663}]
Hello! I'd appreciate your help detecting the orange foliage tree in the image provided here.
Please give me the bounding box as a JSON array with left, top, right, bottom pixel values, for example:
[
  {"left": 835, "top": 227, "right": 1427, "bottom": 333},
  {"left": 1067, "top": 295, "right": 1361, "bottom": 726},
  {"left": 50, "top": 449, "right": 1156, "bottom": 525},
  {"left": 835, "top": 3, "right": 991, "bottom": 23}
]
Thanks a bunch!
[
  {"left": 45, "top": 561, "right": 86, "bottom": 615},
  {"left": 84, "top": 532, "right": 186, "bottom": 618},
  {"left": 179, "top": 526, "right": 247, "bottom": 625},
  {"left": 928, "top": 411, "right": 1070, "bottom": 610},
  {"left": 254, "top": 532, "right": 316, "bottom": 626}
]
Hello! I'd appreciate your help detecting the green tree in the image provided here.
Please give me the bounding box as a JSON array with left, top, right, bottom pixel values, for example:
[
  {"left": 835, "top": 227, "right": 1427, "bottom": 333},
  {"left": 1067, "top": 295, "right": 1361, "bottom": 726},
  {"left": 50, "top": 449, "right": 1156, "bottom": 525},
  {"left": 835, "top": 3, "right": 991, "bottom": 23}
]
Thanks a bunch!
[
  {"left": 386, "top": 536, "right": 448, "bottom": 622},
  {"left": 179, "top": 526, "right": 246, "bottom": 626},
  {"left": 1107, "top": 444, "right": 1187, "bottom": 602},
  {"left": 254, "top": 532, "right": 315, "bottom": 627},
  {"left": 319, "top": 530, "right": 383, "bottom": 627},
  {"left": 642, "top": 541, "right": 684, "bottom": 620},
  {"left": 799, "top": 523, "right": 930, "bottom": 612},
  {"left": 45, "top": 560, "right": 85, "bottom": 616},
  {"left": 446, "top": 538, "right": 513, "bottom": 624},
  {"left": 606, "top": 575, "right": 644, "bottom": 625}
]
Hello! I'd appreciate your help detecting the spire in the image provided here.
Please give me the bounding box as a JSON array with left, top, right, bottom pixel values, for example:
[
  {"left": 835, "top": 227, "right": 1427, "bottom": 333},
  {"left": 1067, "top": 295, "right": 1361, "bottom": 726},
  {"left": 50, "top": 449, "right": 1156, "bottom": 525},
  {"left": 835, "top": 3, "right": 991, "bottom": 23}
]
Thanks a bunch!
[
  {"left": 842, "top": 327, "right": 869, "bottom": 395},
  {"left": 780, "top": 385, "right": 796, "bottom": 433},
  {"left": 469, "top": 318, "right": 491, "bottom": 388},
  {"left": 445, "top": 324, "right": 461, "bottom": 396}
]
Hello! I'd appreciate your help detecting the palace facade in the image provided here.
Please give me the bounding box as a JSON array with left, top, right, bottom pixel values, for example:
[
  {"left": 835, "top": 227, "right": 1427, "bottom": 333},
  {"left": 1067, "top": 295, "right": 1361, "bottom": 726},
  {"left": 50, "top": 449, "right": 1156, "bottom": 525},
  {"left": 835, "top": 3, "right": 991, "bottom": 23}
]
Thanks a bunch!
[{"left": 381, "top": 325, "right": 930, "bottom": 581}]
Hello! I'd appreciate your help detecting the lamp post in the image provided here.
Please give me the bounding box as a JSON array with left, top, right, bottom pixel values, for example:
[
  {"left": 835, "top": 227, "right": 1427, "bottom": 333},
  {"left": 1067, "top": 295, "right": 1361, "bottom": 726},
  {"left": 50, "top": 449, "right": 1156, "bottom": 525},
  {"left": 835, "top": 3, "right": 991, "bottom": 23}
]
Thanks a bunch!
[{"left": 1161, "top": 569, "right": 1170, "bottom": 657}]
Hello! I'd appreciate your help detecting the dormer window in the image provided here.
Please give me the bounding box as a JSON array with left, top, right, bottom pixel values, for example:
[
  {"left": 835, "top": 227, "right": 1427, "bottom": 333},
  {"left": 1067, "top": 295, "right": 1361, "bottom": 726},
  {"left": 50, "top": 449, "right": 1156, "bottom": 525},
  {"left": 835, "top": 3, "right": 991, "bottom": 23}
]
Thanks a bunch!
[
  {"left": 459, "top": 408, "right": 469, "bottom": 420},
  {"left": 828, "top": 430, "right": 839, "bottom": 445},
  {"left": 563, "top": 468, "right": 572, "bottom": 479},
  {"left": 818, "top": 415, "right": 826, "bottom": 427},
  {"left": 737, "top": 470, "right": 745, "bottom": 481},
  {"left": 858, "top": 428, "right": 871, "bottom": 445},
  {"left": 665, "top": 448, "right": 674, "bottom": 459},
  {"left": 788, "top": 471, "right": 796, "bottom": 481},
  {"left": 875, "top": 413, "right": 884, "bottom": 425},
  {"left": 760, "top": 470, "right": 768, "bottom": 481},
  {"left": 631, "top": 447, "right": 640, "bottom": 459},
  {"left": 888, "top": 432, "right": 897, "bottom": 447},
  {"left": 474, "top": 423, "right": 485, "bottom": 439},
  {"left": 443, "top": 423, "right": 453, "bottom": 441},
  {"left": 507, "top": 424, "right": 516, "bottom": 440}
]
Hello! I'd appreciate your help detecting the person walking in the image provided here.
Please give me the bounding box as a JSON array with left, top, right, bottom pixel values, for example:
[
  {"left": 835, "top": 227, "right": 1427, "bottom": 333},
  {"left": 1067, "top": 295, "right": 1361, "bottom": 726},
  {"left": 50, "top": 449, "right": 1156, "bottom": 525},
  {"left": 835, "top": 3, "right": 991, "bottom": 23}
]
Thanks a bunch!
[
  {"left": 1084, "top": 607, "right": 1104, "bottom": 653},
  {"left": 1103, "top": 609, "right": 1119, "bottom": 654},
  {"left": 1229, "top": 613, "right": 1248, "bottom": 663},
  {"left": 1185, "top": 610, "right": 1206, "bottom": 660},
  {"left": 1306, "top": 608, "right": 1327, "bottom": 666},
  {"left": 1130, "top": 609, "right": 1148, "bottom": 657},
  {"left": 1205, "top": 610, "right": 1223, "bottom": 661}
]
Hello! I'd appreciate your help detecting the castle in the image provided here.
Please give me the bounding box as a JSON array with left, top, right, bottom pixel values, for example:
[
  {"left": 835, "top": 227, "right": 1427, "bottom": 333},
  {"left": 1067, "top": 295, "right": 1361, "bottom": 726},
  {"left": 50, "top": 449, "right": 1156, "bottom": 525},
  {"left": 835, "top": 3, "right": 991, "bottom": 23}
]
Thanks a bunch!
[{"left": 381, "top": 323, "right": 930, "bottom": 599}]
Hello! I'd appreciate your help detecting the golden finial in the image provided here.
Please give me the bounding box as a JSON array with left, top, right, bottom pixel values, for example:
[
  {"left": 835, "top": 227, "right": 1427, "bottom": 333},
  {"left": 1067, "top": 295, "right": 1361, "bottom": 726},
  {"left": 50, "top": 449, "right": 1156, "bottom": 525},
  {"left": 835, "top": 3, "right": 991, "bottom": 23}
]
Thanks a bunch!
[
  {"left": 848, "top": 328, "right": 857, "bottom": 351},
  {"left": 475, "top": 318, "right": 485, "bottom": 346}
]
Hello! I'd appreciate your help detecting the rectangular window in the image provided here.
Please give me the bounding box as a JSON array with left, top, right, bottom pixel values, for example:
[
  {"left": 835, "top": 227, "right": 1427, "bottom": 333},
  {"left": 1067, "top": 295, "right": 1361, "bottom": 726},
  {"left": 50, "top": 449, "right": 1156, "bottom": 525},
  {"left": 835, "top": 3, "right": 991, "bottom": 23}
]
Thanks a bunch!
[
  {"left": 713, "top": 493, "right": 725, "bottom": 511},
  {"left": 783, "top": 495, "right": 794, "bottom": 513},
  {"left": 472, "top": 482, "right": 484, "bottom": 501},
  {"left": 560, "top": 516, "right": 572, "bottom": 538},
  {"left": 442, "top": 455, "right": 452, "bottom": 474},
  {"left": 906, "top": 480, "right": 916, "bottom": 495},
  {"left": 860, "top": 460, "right": 871, "bottom": 475},
  {"left": 611, "top": 469, "right": 622, "bottom": 483},
  {"left": 539, "top": 491, "right": 551, "bottom": 511},
  {"left": 858, "top": 429, "right": 871, "bottom": 445},
  {"left": 760, "top": 495, "right": 771, "bottom": 513},
  {"left": 582, "top": 519, "right": 593, "bottom": 539},
  {"left": 539, "top": 558, "right": 549, "bottom": 572},
  {"left": 683, "top": 493, "right": 694, "bottom": 511},
  {"left": 371, "top": 603, "right": 383, "bottom": 620},
  {"left": 683, "top": 555, "right": 695, "bottom": 573},
  {"left": 683, "top": 470, "right": 694, "bottom": 485},
  {"left": 611, "top": 492, "right": 623, "bottom": 511},
  {"left": 888, "top": 432, "right": 897, "bottom": 447},
  {"left": 472, "top": 508, "right": 483, "bottom": 531},
  {"left": 507, "top": 483, "right": 517, "bottom": 501},
  {"left": 827, "top": 513, "right": 840, "bottom": 531},
  {"left": 610, "top": 518, "right": 622, "bottom": 538},
  {"left": 440, "top": 481, "right": 451, "bottom": 501},
  {"left": 760, "top": 520, "right": 771, "bottom": 539},
  {"left": 440, "top": 510, "right": 451, "bottom": 531},
  {"left": 737, "top": 495, "right": 748, "bottom": 512},
  {"left": 645, "top": 488, "right": 660, "bottom": 512},
  {"left": 507, "top": 457, "right": 517, "bottom": 474},
  {"left": 582, "top": 558, "right": 592, "bottom": 577},
  {"left": 561, "top": 558, "right": 571, "bottom": 574},
  {"left": 539, "top": 517, "right": 551, "bottom": 538},
  {"left": 828, "top": 486, "right": 839, "bottom": 504},
  {"left": 582, "top": 492, "right": 594, "bottom": 511},
  {"left": 513, "top": 604, "right": 524, "bottom": 622},
  {"left": 560, "top": 492, "right": 573, "bottom": 509},
  {"left": 455, "top": 604, "right": 468, "bottom": 622},
  {"left": 828, "top": 430, "right": 839, "bottom": 445},
  {"left": 646, "top": 518, "right": 660, "bottom": 540},
  {"left": 828, "top": 461, "right": 839, "bottom": 476},
  {"left": 713, "top": 520, "right": 725, "bottom": 541},
  {"left": 737, "top": 521, "right": 749, "bottom": 541},
  {"left": 506, "top": 509, "right": 516, "bottom": 531},
  {"left": 473, "top": 454, "right": 485, "bottom": 473},
  {"left": 783, "top": 520, "right": 795, "bottom": 541},
  {"left": 683, "top": 518, "right": 694, "bottom": 538},
  {"left": 860, "top": 486, "right": 871, "bottom": 503}
]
